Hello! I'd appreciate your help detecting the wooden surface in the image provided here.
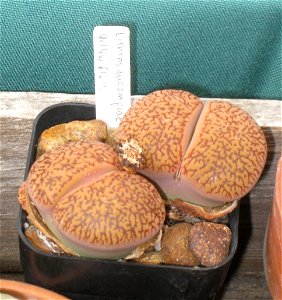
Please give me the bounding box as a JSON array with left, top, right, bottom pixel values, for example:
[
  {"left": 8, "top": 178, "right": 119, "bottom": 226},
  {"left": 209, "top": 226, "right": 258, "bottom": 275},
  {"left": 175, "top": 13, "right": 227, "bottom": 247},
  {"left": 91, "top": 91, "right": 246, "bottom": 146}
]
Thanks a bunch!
[{"left": 0, "top": 92, "right": 281, "bottom": 299}]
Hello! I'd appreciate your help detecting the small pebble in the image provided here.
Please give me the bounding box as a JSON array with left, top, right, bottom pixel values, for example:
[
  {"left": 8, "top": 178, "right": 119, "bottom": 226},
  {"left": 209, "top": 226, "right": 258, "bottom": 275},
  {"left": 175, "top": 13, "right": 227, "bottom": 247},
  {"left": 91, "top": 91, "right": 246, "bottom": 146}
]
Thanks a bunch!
[
  {"left": 161, "top": 223, "right": 200, "bottom": 266},
  {"left": 189, "top": 222, "right": 232, "bottom": 267}
]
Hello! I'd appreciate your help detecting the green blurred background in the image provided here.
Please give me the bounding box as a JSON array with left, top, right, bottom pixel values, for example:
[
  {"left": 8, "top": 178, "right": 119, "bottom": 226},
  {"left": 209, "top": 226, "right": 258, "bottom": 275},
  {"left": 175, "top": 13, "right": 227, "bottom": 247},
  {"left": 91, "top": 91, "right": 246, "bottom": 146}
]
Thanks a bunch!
[{"left": 1, "top": 0, "right": 281, "bottom": 99}]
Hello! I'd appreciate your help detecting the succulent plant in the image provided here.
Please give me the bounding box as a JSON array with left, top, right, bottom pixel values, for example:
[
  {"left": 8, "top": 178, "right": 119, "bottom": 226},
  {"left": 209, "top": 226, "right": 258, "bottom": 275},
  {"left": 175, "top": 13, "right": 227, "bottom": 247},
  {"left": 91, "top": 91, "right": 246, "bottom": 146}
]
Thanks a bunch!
[
  {"left": 116, "top": 89, "right": 267, "bottom": 208},
  {"left": 20, "top": 141, "right": 165, "bottom": 259},
  {"left": 19, "top": 89, "right": 267, "bottom": 263}
]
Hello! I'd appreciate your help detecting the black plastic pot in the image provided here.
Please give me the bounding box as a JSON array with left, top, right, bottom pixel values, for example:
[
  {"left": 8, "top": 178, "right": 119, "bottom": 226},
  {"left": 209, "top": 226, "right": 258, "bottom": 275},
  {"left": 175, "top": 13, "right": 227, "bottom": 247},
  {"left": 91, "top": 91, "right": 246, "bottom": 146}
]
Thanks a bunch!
[{"left": 18, "top": 103, "right": 239, "bottom": 300}]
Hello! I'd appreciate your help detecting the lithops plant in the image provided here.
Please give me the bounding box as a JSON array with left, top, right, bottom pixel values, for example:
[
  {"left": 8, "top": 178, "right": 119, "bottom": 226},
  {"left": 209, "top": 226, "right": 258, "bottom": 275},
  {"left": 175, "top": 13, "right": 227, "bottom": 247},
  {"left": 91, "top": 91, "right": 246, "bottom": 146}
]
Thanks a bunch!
[
  {"left": 116, "top": 89, "right": 267, "bottom": 213},
  {"left": 19, "top": 141, "right": 165, "bottom": 259}
]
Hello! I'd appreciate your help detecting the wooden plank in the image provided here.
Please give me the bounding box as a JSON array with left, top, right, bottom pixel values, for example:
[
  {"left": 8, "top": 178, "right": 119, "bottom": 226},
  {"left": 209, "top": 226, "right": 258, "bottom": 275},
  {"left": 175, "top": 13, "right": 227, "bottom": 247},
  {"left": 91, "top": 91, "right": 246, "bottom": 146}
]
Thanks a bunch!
[
  {"left": 1, "top": 117, "right": 34, "bottom": 273},
  {"left": 1, "top": 92, "right": 281, "bottom": 126},
  {"left": 0, "top": 92, "right": 281, "bottom": 299}
]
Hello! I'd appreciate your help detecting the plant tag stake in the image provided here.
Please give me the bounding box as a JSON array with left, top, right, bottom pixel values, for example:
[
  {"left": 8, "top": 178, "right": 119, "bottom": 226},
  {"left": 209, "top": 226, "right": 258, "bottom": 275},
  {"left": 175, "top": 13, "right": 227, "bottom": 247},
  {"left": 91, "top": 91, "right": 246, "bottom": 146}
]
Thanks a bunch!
[{"left": 93, "top": 26, "right": 131, "bottom": 128}]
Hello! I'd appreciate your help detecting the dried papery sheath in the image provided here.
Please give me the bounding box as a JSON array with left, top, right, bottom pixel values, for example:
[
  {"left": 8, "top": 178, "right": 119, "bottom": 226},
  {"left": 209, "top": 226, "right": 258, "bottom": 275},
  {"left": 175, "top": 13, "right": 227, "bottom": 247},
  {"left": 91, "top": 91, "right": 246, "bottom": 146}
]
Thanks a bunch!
[{"left": 118, "top": 139, "right": 146, "bottom": 170}]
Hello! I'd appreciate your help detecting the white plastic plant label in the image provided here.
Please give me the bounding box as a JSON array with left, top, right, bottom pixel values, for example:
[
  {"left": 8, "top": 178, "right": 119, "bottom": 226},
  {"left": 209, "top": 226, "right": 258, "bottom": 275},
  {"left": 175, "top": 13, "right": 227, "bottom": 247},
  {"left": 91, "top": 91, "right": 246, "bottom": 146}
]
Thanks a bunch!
[{"left": 93, "top": 26, "right": 131, "bottom": 128}]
